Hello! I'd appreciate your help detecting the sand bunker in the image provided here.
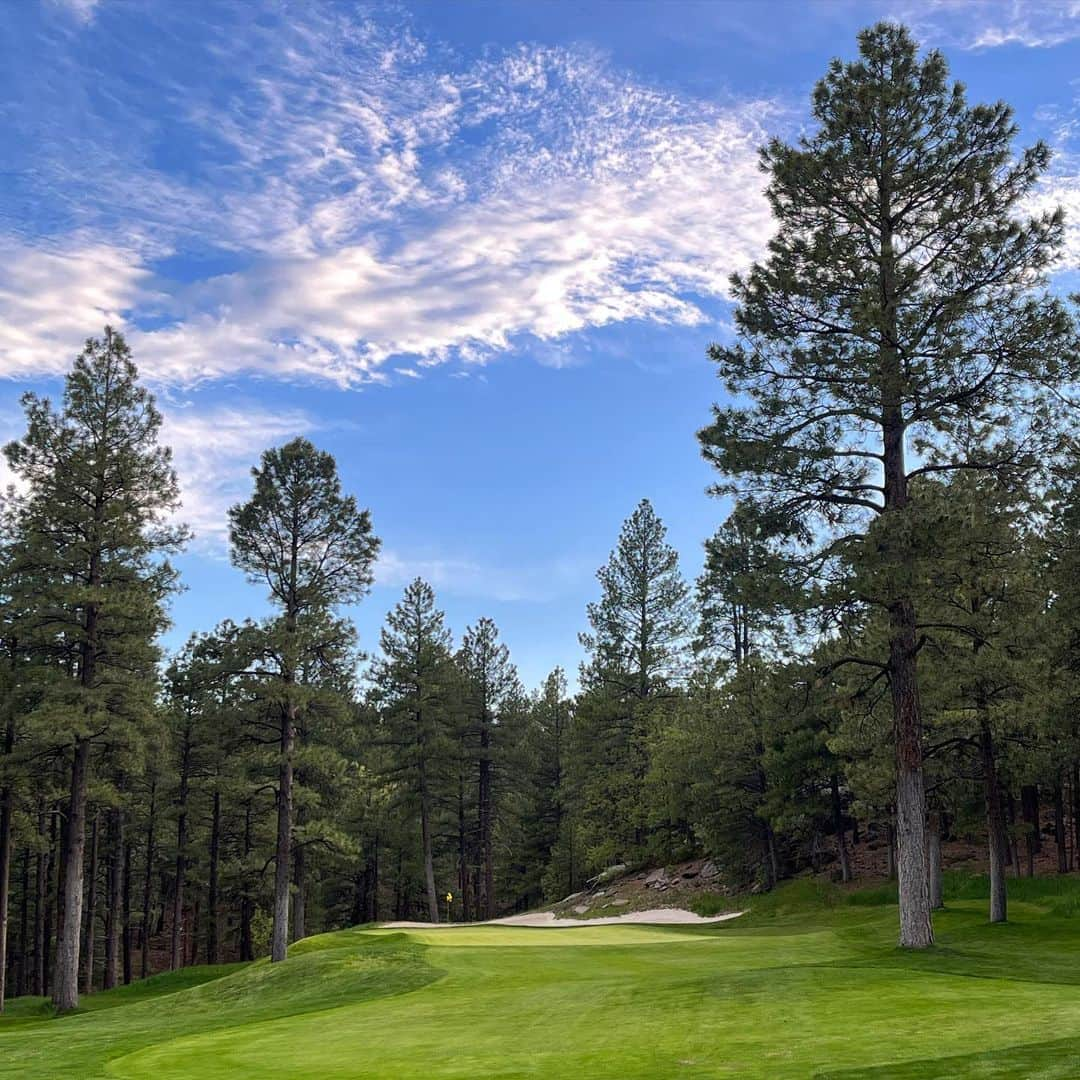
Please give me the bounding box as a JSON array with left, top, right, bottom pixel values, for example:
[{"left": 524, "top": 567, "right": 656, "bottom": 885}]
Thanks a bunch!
[{"left": 381, "top": 908, "right": 742, "bottom": 929}]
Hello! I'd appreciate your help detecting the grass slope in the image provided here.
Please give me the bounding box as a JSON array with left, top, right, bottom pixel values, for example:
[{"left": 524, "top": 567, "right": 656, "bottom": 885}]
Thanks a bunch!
[{"left": 6, "top": 878, "right": 1080, "bottom": 1077}]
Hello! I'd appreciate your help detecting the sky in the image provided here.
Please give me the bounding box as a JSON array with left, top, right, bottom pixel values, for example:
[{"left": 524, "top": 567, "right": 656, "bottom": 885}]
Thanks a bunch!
[{"left": 4, "top": 0, "right": 1080, "bottom": 688}]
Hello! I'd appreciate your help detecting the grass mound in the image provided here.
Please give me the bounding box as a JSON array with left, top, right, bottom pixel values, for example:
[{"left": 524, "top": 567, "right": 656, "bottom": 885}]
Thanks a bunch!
[{"left": 8, "top": 882, "right": 1080, "bottom": 1076}]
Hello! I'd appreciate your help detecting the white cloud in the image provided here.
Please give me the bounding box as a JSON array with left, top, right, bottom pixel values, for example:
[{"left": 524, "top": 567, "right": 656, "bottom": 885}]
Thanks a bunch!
[
  {"left": 0, "top": 241, "right": 149, "bottom": 379},
  {"left": 160, "top": 404, "right": 317, "bottom": 546},
  {"left": 375, "top": 549, "right": 590, "bottom": 604},
  {"left": 0, "top": 20, "right": 775, "bottom": 387},
  {"left": 899, "top": 0, "right": 1080, "bottom": 50}
]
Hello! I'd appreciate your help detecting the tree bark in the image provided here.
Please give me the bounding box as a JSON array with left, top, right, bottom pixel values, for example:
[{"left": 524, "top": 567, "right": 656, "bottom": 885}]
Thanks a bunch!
[
  {"left": 122, "top": 836, "right": 132, "bottom": 985},
  {"left": 0, "top": 708, "right": 14, "bottom": 1012},
  {"left": 52, "top": 739, "right": 90, "bottom": 1011},
  {"left": 1055, "top": 782, "right": 1068, "bottom": 874},
  {"left": 1021, "top": 784, "right": 1040, "bottom": 876},
  {"left": 293, "top": 843, "right": 306, "bottom": 941},
  {"left": 830, "top": 773, "right": 851, "bottom": 883},
  {"left": 171, "top": 732, "right": 191, "bottom": 971},
  {"left": 271, "top": 707, "right": 294, "bottom": 963},
  {"left": 33, "top": 807, "right": 46, "bottom": 997},
  {"left": 889, "top": 602, "right": 933, "bottom": 947},
  {"left": 240, "top": 802, "right": 253, "bottom": 962},
  {"left": 206, "top": 789, "right": 220, "bottom": 964},
  {"left": 478, "top": 721, "right": 494, "bottom": 921},
  {"left": 979, "top": 720, "right": 1008, "bottom": 924},
  {"left": 419, "top": 757, "right": 439, "bottom": 923},
  {"left": 927, "top": 810, "right": 943, "bottom": 910},
  {"left": 140, "top": 779, "right": 155, "bottom": 980},
  {"left": 886, "top": 818, "right": 897, "bottom": 881},
  {"left": 81, "top": 812, "right": 99, "bottom": 995},
  {"left": 103, "top": 809, "right": 123, "bottom": 990},
  {"left": 17, "top": 848, "right": 29, "bottom": 998}
]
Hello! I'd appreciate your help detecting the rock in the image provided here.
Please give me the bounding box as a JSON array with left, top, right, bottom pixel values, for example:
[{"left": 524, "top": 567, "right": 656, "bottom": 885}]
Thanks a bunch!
[
  {"left": 613, "top": 898, "right": 630, "bottom": 906},
  {"left": 644, "top": 868, "right": 669, "bottom": 888},
  {"left": 680, "top": 866, "right": 699, "bottom": 879},
  {"left": 573, "top": 904, "right": 590, "bottom": 915},
  {"left": 701, "top": 861, "right": 720, "bottom": 880},
  {"left": 594, "top": 889, "right": 606, "bottom": 898},
  {"left": 561, "top": 891, "right": 583, "bottom": 904}
]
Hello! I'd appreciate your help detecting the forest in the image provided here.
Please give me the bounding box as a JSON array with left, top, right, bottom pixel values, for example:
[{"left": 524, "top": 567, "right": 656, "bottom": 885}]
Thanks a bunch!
[{"left": 3, "top": 23, "right": 1080, "bottom": 1071}]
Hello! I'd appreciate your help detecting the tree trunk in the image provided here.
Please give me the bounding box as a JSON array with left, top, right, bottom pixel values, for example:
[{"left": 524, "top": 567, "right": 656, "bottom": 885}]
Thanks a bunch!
[
  {"left": 889, "top": 601, "right": 933, "bottom": 948},
  {"left": 52, "top": 738, "right": 90, "bottom": 1011},
  {"left": 457, "top": 763, "right": 470, "bottom": 923},
  {"left": 830, "top": 773, "right": 851, "bottom": 883},
  {"left": 271, "top": 708, "right": 294, "bottom": 963},
  {"left": 239, "top": 802, "right": 253, "bottom": 963},
  {"left": 171, "top": 736, "right": 191, "bottom": 971},
  {"left": 103, "top": 809, "right": 123, "bottom": 990},
  {"left": 189, "top": 897, "right": 199, "bottom": 967},
  {"left": 479, "top": 722, "right": 494, "bottom": 920},
  {"left": 419, "top": 758, "right": 439, "bottom": 923},
  {"left": 293, "top": 844, "right": 306, "bottom": 942},
  {"left": 1055, "top": 782, "right": 1068, "bottom": 874},
  {"left": 140, "top": 779, "right": 156, "bottom": 980},
  {"left": 979, "top": 720, "right": 1008, "bottom": 924},
  {"left": 1021, "top": 784, "right": 1040, "bottom": 876},
  {"left": 122, "top": 837, "right": 132, "bottom": 985},
  {"left": 886, "top": 818, "right": 897, "bottom": 881},
  {"left": 206, "top": 789, "right": 220, "bottom": 964},
  {"left": 765, "top": 823, "right": 779, "bottom": 889},
  {"left": 0, "top": 773, "right": 12, "bottom": 1013},
  {"left": 17, "top": 848, "right": 29, "bottom": 998},
  {"left": 33, "top": 808, "right": 46, "bottom": 997},
  {"left": 927, "top": 810, "right": 943, "bottom": 910},
  {"left": 81, "top": 812, "right": 99, "bottom": 995}
]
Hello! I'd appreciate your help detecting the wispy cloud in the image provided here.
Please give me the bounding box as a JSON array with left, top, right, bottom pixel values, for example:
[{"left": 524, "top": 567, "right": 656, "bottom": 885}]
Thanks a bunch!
[
  {"left": 161, "top": 404, "right": 317, "bottom": 546},
  {"left": 897, "top": 0, "right": 1080, "bottom": 50},
  {"left": 1, "top": 6, "right": 774, "bottom": 387}
]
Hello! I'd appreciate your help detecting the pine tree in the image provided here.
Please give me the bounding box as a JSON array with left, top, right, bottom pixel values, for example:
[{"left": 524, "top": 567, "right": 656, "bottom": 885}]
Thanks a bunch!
[
  {"left": 698, "top": 24, "right": 1076, "bottom": 947},
  {"left": 3, "top": 328, "right": 184, "bottom": 1009},
  {"left": 228, "top": 438, "right": 378, "bottom": 963},
  {"left": 458, "top": 618, "right": 520, "bottom": 920},
  {"left": 371, "top": 580, "right": 454, "bottom": 923}
]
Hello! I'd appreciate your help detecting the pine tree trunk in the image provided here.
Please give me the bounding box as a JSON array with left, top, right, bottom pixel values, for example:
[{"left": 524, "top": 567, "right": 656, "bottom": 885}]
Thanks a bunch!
[
  {"left": 0, "top": 783, "right": 11, "bottom": 1012},
  {"left": 52, "top": 738, "right": 90, "bottom": 1011},
  {"left": 293, "top": 844, "right": 306, "bottom": 942},
  {"left": 240, "top": 802, "right": 253, "bottom": 963},
  {"left": 889, "top": 601, "right": 933, "bottom": 948},
  {"left": 17, "top": 849, "right": 29, "bottom": 998},
  {"left": 206, "top": 789, "right": 220, "bottom": 964},
  {"left": 479, "top": 722, "right": 494, "bottom": 920},
  {"left": 980, "top": 720, "right": 1008, "bottom": 924},
  {"left": 927, "top": 810, "right": 943, "bottom": 910},
  {"left": 419, "top": 758, "right": 439, "bottom": 923},
  {"left": 271, "top": 709, "right": 294, "bottom": 963},
  {"left": 171, "top": 738, "right": 191, "bottom": 971},
  {"left": 140, "top": 780, "right": 155, "bottom": 980},
  {"left": 1021, "top": 784, "right": 1040, "bottom": 876},
  {"left": 81, "top": 812, "right": 99, "bottom": 994},
  {"left": 457, "top": 766, "right": 470, "bottom": 923},
  {"left": 122, "top": 837, "right": 132, "bottom": 985},
  {"left": 830, "top": 773, "right": 851, "bottom": 883},
  {"left": 1055, "top": 782, "right": 1068, "bottom": 874},
  {"left": 103, "top": 810, "right": 123, "bottom": 990},
  {"left": 189, "top": 897, "right": 199, "bottom": 967},
  {"left": 33, "top": 808, "right": 46, "bottom": 997},
  {"left": 886, "top": 818, "right": 897, "bottom": 881}
]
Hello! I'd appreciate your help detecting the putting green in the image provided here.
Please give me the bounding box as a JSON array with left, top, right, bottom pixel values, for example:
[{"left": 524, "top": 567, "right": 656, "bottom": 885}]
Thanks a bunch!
[{"left": 6, "top": 888, "right": 1080, "bottom": 1077}]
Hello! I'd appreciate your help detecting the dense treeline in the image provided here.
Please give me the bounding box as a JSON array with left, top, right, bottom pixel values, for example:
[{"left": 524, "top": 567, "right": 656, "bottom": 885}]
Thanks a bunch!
[{"left": 2, "top": 21, "right": 1080, "bottom": 1013}]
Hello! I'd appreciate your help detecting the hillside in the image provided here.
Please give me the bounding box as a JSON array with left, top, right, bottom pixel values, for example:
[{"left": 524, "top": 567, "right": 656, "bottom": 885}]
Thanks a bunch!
[{"left": 7, "top": 876, "right": 1080, "bottom": 1077}]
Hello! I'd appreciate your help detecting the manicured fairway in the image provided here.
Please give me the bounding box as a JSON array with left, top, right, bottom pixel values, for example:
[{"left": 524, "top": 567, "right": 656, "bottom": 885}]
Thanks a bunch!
[{"left": 6, "top": 884, "right": 1080, "bottom": 1078}]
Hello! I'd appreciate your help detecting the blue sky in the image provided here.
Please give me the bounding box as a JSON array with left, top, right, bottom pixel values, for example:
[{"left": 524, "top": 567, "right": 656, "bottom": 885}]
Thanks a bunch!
[{"left": 4, "top": 1, "right": 1080, "bottom": 688}]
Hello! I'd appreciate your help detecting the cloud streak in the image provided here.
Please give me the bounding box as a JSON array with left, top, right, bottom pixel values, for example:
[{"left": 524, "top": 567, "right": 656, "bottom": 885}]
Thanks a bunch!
[{"left": 1, "top": 7, "right": 774, "bottom": 387}]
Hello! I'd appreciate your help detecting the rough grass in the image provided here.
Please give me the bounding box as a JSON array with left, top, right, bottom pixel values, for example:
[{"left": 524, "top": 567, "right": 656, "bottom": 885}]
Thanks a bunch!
[{"left": 7, "top": 877, "right": 1080, "bottom": 1076}]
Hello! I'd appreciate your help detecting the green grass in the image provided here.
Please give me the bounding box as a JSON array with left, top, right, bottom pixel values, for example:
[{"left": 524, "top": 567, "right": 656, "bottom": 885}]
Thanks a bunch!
[{"left": 7, "top": 877, "right": 1080, "bottom": 1077}]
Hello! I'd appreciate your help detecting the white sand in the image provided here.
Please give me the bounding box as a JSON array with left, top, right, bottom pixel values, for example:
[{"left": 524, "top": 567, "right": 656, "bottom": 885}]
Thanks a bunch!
[{"left": 381, "top": 908, "right": 742, "bottom": 929}]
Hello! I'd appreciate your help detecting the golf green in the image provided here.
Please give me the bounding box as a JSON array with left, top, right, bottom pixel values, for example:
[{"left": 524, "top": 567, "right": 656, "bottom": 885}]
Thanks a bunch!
[{"left": 5, "top": 886, "right": 1080, "bottom": 1077}]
